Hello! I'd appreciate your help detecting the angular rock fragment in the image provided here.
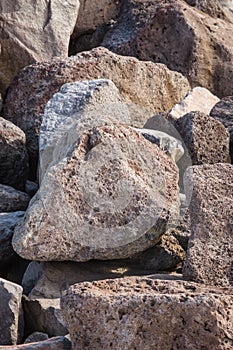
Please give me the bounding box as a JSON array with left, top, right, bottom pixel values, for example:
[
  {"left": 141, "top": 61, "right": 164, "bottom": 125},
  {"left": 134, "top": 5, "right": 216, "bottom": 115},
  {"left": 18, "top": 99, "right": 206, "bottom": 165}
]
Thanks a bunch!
[
  {"left": 3, "top": 46, "right": 190, "bottom": 178},
  {"left": 210, "top": 96, "right": 233, "bottom": 162},
  {"left": 0, "top": 117, "right": 28, "bottom": 190},
  {"left": 169, "top": 87, "right": 220, "bottom": 119},
  {"left": 39, "top": 79, "right": 130, "bottom": 179},
  {"left": 0, "top": 185, "right": 30, "bottom": 212},
  {"left": 0, "top": 0, "right": 80, "bottom": 94},
  {"left": 174, "top": 111, "right": 230, "bottom": 165},
  {"left": 24, "top": 332, "right": 49, "bottom": 344},
  {"left": 61, "top": 277, "right": 233, "bottom": 350},
  {"left": 102, "top": 0, "right": 233, "bottom": 97},
  {"left": 0, "top": 335, "right": 71, "bottom": 350},
  {"left": 13, "top": 124, "right": 179, "bottom": 261},
  {"left": 183, "top": 164, "right": 233, "bottom": 287},
  {"left": 0, "top": 278, "right": 23, "bottom": 345},
  {"left": 134, "top": 128, "right": 184, "bottom": 163},
  {"left": 23, "top": 297, "right": 67, "bottom": 337},
  {"left": 0, "top": 212, "right": 24, "bottom": 262},
  {"left": 70, "top": 0, "right": 121, "bottom": 53}
]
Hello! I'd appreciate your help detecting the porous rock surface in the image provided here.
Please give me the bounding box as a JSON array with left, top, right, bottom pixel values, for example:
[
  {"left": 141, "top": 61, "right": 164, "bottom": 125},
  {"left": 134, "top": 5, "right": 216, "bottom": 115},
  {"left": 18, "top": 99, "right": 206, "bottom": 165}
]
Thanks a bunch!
[
  {"left": 39, "top": 79, "right": 130, "bottom": 179},
  {"left": 2, "top": 47, "right": 190, "bottom": 177},
  {"left": 183, "top": 164, "right": 233, "bottom": 287},
  {"left": 61, "top": 277, "right": 233, "bottom": 350},
  {"left": 174, "top": 111, "right": 230, "bottom": 165},
  {"left": 102, "top": 0, "right": 233, "bottom": 97},
  {"left": 169, "top": 87, "right": 220, "bottom": 119},
  {"left": 0, "top": 0, "right": 79, "bottom": 94},
  {"left": 210, "top": 96, "right": 233, "bottom": 161},
  {"left": 0, "top": 117, "right": 28, "bottom": 190},
  {"left": 0, "top": 278, "right": 23, "bottom": 345},
  {"left": 0, "top": 185, "right": 30, "bottom": 212},
  {"left": 12, "top": 124, "right": 179, "bottom": 261}
]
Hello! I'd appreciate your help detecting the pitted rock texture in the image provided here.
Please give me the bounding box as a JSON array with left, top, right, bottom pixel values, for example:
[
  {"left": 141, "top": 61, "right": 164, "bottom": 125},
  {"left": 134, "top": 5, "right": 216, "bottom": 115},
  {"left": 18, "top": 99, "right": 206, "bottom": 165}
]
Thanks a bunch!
[
  {"left": 169, "top": 87, "right": 220, "bottom": 119},
  {"left": 2, "top": 46, "right": 190, "bottom": 178},
  {"left": 0, "top": 185, "right": 30, "bottom": 212},
  {"left": 0, "top": 278, "right": 23, "bottom": 345},
  {"left": 174, "top": 111, "right": 230, "bottom": 165},
  {"left": 183, "top": 164, "right": 233, "bottom": 287},
  {"left": 12, "top": 124, "right": 179, "bottom": 262},
  {"left": 0, "top": 0, "right": 79, "bottom": 94},
  {"left": 102, "top": 0, "right": 233, "bottom": 97},
  {"left": 0, "top": 117, "right": 28, "bottom": 190},
  {"left": 61, "top": 277, "right": 233, "bottom": 350},
  {"left": 39, "top": 79, "right": 130, "bottom": 180},
  {"left": 0, "top": 211, "right": 24, "bottom": 262},
  {"left": 184, "top": 0, "right": 233, "bottom": 23},
  {"left": 210, "top": 96, "right": 233, "bottom": 162}
]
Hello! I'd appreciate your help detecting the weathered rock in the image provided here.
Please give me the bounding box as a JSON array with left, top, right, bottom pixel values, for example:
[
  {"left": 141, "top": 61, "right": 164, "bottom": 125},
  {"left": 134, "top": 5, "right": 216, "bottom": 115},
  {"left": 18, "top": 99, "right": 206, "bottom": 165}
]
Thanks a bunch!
[
  {"left": 23, "top": 296, "right": 67, "bottom": 337},
  {"left": 39, "top": 79, "right": 130, "bottom": 179},
  {"left": 133, "top": 128, "right": 184, "bottom": 163},
  {"left": 169, "top": 87, "right": 220, "bottom": 119},
  {"left": 0, "top": 0, "right": 80, "bottom": 94},
  {"left": 24, "top": 332, "right": 49, "bottom": 344},
  {"left": 170, "top": 208, "right": 191, "bottom": 252},
  {"left": 13, "top": 124, "right": 179, "bottom": 261},
  {"left": 210, "top": 96, "right": 233, "bottom": 162},
  {"left": 70, "top": 0, "right": 121, "bottom": 53},
  {"left": 184, "top": 0, "right": 233, "bottom": 23},
  {"left": 131, "top": 233, "right": 185, "bottom": 271},
  {"left": 22, "top": 260, "right": 181, "bottom": 300},
  {"left": 0, "top": 278, "right": 23, "bottom": 345},
  {"left": 143, "top": 113, "right": 193, "bottom": 189},
  {"left": 0, "top": 185, "right": 30, "bottom": 212},
  {"left": 0, "top": 117, "right": 28, "bottom": 190},
  {"left": 61, "top": 277, "right": 233, "bottom": 350},
  {"left": 102, "top": 0, "right": 233, "bottom": 97},
  {"left": 0, "top": 212, "right": 24, "bottom": 262},
  {"left": 22, "top": 262, "right": 43, "bottom": 295},
  {"left": 183, "top": 164, "right": 233, "bottom": 287},
  {"left": 2, "top": 46, "right": 190, "bottom": 178},
  {"left": 174, "top": 111, "right": 230, "bottom": 165},
  {"left": 0, "top": 336, "right": 71, "bottom": 350}
]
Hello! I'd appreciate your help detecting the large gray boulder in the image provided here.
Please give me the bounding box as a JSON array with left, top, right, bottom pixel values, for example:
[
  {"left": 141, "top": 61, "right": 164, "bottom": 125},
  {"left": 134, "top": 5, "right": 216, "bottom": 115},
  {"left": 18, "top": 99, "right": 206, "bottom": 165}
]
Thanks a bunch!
[
  {"left": 61, "top": 277, "right": 233, "bottom": 350},
  {"left": 183, "top": 164, "right": 233, "bottom": 287},
  {"left": 39, "top": 79, "right": 130, "bottom": 180},
  {"left": 0, "top": 0, "right": 80, "bottom": 94},
  {"left": 13, "top": 124, "right": 179, "bottom": 262},
  {"left": 0, "top": 278, "right": 23, "bottom": 345}
]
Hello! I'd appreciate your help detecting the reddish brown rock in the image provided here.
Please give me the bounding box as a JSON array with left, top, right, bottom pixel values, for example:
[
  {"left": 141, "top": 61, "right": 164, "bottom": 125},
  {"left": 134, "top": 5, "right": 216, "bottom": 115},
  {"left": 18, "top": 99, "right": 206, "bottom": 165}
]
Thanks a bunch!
[
  {"left": 13, "top": 124, "right": 179, "bottom": 262},
  {"left": 183, "top": 164, "right": 233, "bottom": 287},
  {"left": 174, "top": 111, "right": 230, "bottom": 165},
  {"left": 0, "top": 117, "right": 28, "bottom": 190},
  {"left": 61, "top": 277, "right": 233, "bottom": 350},
  {"left": 2, "top": 46, "right": 190, "bottom": 178},
  {"left": 102, "top": 0, "right": 233, "bottom": 97},
  {"left": 210, "top": 96, "right": 233, "bottom": 162}
]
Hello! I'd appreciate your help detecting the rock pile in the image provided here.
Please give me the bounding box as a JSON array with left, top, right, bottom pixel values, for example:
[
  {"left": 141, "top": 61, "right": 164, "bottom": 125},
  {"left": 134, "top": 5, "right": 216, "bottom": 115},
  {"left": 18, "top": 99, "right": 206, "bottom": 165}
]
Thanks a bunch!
[{"left": 0, "top": 0, "right": 232, "bottom": 349}]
